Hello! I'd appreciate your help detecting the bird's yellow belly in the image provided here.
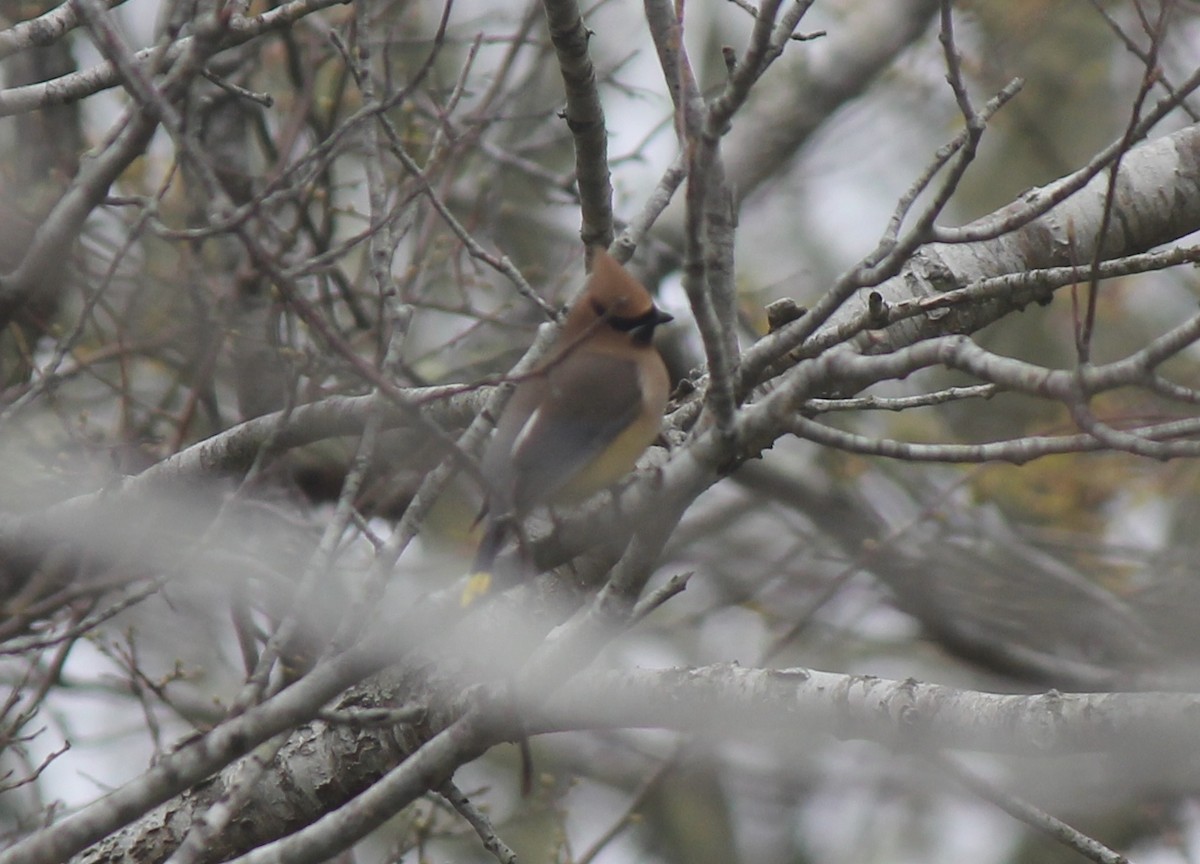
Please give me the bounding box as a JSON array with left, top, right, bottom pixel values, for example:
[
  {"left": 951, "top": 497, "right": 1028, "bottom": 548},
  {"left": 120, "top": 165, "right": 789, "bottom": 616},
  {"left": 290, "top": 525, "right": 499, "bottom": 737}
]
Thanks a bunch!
[{"left": 555, "top": 412, "right": 661, "bottom": 504}]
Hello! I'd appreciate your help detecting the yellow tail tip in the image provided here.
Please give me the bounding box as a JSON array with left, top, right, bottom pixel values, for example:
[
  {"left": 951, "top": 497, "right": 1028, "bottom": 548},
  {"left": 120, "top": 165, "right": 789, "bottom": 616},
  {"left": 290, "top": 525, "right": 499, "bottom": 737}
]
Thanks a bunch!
[{"left": 461, "top": 572, "right": 493, "bottom": 607}]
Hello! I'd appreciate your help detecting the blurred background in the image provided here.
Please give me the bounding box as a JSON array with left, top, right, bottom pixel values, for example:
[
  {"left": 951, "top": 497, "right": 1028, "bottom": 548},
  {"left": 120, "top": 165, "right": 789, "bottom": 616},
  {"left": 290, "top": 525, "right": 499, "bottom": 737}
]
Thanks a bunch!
[{"left": 3, "top": 1, "right": 1200, "bottom": 862}]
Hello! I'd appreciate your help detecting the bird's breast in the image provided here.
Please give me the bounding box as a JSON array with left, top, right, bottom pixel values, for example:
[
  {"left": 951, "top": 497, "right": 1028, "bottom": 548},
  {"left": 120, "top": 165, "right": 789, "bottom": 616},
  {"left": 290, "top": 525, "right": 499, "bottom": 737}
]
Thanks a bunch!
[{"left": 555, "top": 353, "right": 669, "bottom": 503}]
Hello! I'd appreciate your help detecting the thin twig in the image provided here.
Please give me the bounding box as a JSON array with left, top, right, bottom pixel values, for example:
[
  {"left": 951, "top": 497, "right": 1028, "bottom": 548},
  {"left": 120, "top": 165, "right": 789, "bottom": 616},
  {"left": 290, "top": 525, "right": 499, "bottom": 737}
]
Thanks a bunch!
[
  {"left": 933, "top": 753, "right": 1130, "bottom": 864},
  {"left": 439, "top": 780, "right": 520, "bottom": 864}
]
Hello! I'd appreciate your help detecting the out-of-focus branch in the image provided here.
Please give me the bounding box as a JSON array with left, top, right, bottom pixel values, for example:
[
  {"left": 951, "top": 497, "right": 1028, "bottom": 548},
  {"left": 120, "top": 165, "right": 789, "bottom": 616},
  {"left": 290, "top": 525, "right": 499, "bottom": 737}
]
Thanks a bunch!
[
  {"left": 0, "top": 0, "right": 131, "bottom": 60},
  {"left": 0, "top": 109, "right": 156, "bottom": 328},
  {"left": 69, "top": 654, "right": 1195, "bottom": 863},
  {"left": 0, "top": 0, "right": 350, "bottom": 116},
  {"left": 439, "top": 781, "right": 520, "bottom": 864},
  {"left": 933, "top": 754, "right": 1129, "bottom": 864},
  {"left": 0, "top": 387, "right": 482, "bottom": 614},
  {"left": 536, "top": 664, "right": 1200, "bottom": 757}
]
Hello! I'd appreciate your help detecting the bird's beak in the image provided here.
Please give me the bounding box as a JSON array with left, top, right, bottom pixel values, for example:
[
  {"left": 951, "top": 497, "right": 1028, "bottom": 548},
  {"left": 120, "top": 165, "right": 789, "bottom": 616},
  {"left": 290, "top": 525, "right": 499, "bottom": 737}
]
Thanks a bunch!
[{"left": 629, "top": 305, "right": 673, "bottom": 344}]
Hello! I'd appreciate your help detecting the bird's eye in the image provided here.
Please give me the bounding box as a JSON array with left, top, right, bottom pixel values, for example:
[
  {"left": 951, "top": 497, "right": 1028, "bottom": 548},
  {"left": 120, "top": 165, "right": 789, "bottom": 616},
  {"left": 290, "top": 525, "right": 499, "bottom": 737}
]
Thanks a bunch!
[{"left": 590, "top": 299, "right": 609, "bottom": 318}]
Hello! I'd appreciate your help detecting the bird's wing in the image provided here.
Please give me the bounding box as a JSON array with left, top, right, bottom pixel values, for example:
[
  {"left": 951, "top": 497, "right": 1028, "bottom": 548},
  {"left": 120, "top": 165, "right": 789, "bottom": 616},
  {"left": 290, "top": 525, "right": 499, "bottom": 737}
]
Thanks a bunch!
[{"left": 506, "top": 351, "right": 645, "bottom": 511}]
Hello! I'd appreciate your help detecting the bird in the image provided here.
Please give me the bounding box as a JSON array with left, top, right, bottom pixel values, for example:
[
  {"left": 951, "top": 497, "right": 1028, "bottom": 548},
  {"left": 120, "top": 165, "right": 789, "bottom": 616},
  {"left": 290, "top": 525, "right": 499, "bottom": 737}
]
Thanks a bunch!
[{"left": 466, "top": 246, "right": 674, "bottom": 601}]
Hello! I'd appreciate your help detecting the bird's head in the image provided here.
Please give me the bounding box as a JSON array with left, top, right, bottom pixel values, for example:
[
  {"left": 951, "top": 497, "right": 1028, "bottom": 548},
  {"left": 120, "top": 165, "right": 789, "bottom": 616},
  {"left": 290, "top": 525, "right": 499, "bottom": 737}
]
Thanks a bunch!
[{"left": 570, "top": 246, "right": 673, "bottom": 344}]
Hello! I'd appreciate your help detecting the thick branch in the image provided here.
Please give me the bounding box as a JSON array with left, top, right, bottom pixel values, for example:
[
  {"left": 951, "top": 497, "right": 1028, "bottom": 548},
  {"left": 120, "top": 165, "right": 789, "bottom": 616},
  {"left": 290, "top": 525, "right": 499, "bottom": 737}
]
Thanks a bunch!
[{"left": 536, "top": 664, "right": 1200, "bottom": 757}]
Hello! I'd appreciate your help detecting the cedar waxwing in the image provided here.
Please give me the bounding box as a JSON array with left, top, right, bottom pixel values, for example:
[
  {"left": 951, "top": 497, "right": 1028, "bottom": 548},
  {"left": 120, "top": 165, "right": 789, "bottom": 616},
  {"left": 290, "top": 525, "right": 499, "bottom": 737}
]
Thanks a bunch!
[{"left": 468, "top": 247, "right": 674, "bottom": 597}]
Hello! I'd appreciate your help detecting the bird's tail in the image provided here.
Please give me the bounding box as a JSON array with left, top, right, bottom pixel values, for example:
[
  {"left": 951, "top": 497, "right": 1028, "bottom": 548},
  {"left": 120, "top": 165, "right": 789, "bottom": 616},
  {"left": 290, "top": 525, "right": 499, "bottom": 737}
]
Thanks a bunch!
[{"left": 463, "top": 518, "right": 509, "bottom": 606}]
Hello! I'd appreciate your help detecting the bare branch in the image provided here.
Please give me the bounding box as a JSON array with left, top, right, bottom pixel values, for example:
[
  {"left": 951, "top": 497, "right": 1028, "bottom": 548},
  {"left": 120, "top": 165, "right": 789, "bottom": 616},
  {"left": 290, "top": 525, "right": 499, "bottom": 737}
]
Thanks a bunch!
[
  {"left": 0, "top": 0, "right": 350, "bottom": 116},
  {"left": 542, "top": 0, "right": 614, "bottom": 248},
  {"left": 535, "top": 664, "right": 1200, "bottom": 757},
  {"left": 0, "top": 0, "right": 132, "bottom": 60}
]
